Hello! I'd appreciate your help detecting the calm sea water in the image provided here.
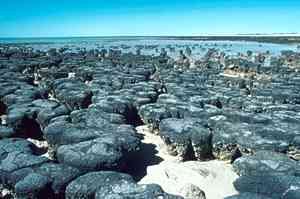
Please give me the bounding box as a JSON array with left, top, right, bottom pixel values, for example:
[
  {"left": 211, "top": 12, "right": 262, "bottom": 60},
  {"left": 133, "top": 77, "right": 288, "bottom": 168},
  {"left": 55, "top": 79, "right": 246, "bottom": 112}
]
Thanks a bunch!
[{"left": 0, "top": 36, "right": 298, "bottom": 56}]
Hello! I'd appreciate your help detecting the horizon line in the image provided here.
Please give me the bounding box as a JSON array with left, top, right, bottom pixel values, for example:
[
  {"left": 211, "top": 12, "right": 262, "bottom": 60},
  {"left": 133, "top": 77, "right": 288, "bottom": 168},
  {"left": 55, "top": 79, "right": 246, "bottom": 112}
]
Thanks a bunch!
[{"left": 1, "top": 33, "right": 300, "bottom": 39}]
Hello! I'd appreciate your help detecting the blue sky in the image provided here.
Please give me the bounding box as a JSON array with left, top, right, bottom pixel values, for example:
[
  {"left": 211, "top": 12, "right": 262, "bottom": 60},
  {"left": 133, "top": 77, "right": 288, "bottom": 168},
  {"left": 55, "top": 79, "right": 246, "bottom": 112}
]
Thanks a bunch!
[{"left": 0, "top": 0, "right": 300, "bottom": 37}]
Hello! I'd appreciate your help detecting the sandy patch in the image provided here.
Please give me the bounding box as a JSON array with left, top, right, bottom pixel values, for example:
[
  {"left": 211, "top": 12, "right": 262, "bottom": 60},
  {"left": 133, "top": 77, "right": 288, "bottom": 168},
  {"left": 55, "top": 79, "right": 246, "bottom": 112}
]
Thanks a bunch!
[
  {"left": 1, "top": 115, "right": 7, "bottom": 125},
  {"left": 136, "top": 125, "right": 180, "bottom": 163},
  {"left": 137, "top": 125, "right": 239, "bottom": 199}
]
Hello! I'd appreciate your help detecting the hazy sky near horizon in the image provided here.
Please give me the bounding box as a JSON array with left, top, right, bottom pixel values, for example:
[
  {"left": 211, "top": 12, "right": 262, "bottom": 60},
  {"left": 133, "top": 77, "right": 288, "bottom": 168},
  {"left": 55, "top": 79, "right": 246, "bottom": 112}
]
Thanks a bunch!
[{"left": 0, "top": 0, "right": 300, "bottom": 37}]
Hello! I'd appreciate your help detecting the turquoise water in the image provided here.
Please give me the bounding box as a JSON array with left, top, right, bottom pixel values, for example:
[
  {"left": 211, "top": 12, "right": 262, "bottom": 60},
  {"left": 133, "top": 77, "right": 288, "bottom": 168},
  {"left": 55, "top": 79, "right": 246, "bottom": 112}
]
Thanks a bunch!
[
  {"left": 0, "top": 36, "right": 156, "bottom": 44},
  {"left": 0, "top": 36, "right": 298, "bottom": 56}
]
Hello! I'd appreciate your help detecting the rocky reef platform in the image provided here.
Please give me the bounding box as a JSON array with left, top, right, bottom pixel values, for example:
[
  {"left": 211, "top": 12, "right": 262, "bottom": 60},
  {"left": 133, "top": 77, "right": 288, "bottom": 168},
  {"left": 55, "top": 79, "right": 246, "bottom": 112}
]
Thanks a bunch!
[{"left": 0, "top": 40, "right": 300, "bottom": 198}]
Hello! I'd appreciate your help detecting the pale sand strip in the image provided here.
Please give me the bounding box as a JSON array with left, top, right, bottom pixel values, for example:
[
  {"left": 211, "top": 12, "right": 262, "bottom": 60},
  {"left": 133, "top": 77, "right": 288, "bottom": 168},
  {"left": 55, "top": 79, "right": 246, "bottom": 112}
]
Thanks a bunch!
[{"left": 137, "top": 125, "right": 239, "bottom": 199}]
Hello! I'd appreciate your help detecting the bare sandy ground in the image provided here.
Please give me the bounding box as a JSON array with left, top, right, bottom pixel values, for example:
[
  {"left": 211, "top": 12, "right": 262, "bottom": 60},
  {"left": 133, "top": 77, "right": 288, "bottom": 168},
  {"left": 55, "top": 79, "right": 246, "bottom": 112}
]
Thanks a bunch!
[
  {"left": 1, "top": 115, "right": 7, "bottom": 125},
  {"left": 136, "top": 125, "right": 239, "bottom": 199}
]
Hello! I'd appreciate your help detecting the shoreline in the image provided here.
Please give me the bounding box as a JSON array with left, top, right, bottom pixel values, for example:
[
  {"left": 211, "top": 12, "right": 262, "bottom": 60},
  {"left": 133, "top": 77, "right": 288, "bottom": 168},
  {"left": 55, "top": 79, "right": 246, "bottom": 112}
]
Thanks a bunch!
[{"left": 1, "top": 35, "right": 300, "bottom": 45}]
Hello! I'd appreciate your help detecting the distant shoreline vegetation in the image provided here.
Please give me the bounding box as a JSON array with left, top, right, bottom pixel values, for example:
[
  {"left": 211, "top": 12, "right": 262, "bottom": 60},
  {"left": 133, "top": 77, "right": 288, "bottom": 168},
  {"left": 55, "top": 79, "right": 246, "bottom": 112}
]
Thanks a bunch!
[
  {"left": 0, "top": 35, "right": 300, "bottom": 45},
  {"left": 165, "top": 35, "right": 300, "bottom": 44}
]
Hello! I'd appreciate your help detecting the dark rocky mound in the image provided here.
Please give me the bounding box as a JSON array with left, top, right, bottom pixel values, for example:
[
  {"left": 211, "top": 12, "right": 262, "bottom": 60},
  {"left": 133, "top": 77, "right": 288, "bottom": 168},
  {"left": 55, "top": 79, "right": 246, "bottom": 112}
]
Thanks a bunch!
[
  {"left": 1, "top": 43, "right": 300, "bottom": 198},
  {"left": 66, "top": 171, "right": 183, "bottom": 199},
  {"left": 0, "top": 45, "right": 184, "bottom": 198},
  {"left": 159, "top": 118, "right": 213, "bottom": 160},
  {"left": 232, "top": 151, "right": 300, "bottom": 199}
]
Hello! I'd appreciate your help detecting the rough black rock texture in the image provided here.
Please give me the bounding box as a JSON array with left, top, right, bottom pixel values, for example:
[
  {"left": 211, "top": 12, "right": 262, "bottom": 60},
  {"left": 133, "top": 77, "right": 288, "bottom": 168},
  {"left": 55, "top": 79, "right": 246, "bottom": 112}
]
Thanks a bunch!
[
  {"left": 14, "top": 173, "right": 50, "bottom": 199},
  {"left": 37, "top": 104, "right": 70, "bottom": 128},
  {"left": 0, "top": 138, "right": 36, "bottom": 155},
  {"left": 65, "top": 171, "right": 183, "bottom": 199},
  {"left": 139, "top": 94, "right": 206, "bottom": 129},
  {"left": 65, "top": 171, "right": 134, "bottom": 198},
  {"left": 233, "top": 174, "right": 300, "bottom": 199},
  {"left": 51, "top": 78, "right": 93, "bottom": 110},
  {"left": 208, "top": 112, "right": 295, "bottom": 158},
  {"left": 159, "top": 118, "right": 213, "bottom": 160},
  {"left": 232, "top": 151, "right": 300, "bottom": 199},
  {"left": 34, "top": 163, "right": 83, "bottom": 196},
  {"left": 233, "top": 151, "right": 300, "bottom": 176},
  {"left": 2, "top": 43, "right": 300, "bottom": 199},
  {"left": 224, "top": 192, "right": 272, "bottom": 199},
  {"left": 95, "top": 183, "right": 184, "bottom": 199},
  {"left": 0, "top": 138, "right": 82, "bottom": 197},
  {"left": 56, "top": 133, "right": 140, "bottom": 171},
  {"left": 43, "top": 109, "right": 132, "bottom": 146},
  {"left": 0, "top": 138, "right": 50, "bottom": 194},
  {"left": 0, "top": 126, "right": 15, "bottom": 138},
  {"left": 6, "top": 163, "right": 82, "bottom": 198}
]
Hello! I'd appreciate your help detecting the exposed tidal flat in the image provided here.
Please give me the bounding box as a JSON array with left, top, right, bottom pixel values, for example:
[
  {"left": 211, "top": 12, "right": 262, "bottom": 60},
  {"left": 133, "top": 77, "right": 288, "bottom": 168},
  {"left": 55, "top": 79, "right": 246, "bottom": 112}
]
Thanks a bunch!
[{"left": 0, "top": 36, "right": 300, "bottom": 198}]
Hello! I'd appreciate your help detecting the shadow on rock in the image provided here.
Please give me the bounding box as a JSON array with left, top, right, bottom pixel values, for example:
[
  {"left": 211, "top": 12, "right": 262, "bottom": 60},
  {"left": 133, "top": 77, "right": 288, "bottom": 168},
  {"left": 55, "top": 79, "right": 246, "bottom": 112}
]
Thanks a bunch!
[
  {"left": 0, "top": 101, "right": 7, "bottom": 116},
  {"left": 124, "top": 142, "right": 163, "bottom": 181},
  {"left": 19, "top": 117, "right": 44, "bottom": 140}
]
